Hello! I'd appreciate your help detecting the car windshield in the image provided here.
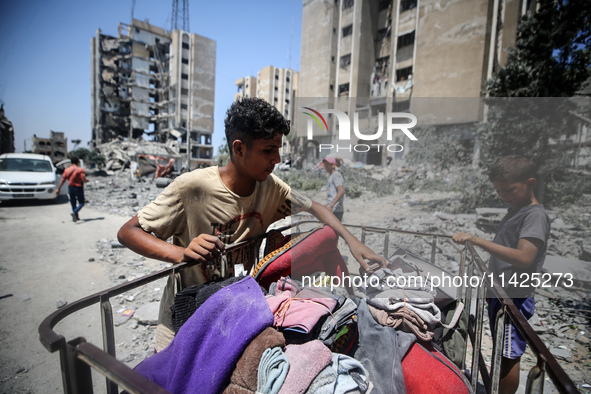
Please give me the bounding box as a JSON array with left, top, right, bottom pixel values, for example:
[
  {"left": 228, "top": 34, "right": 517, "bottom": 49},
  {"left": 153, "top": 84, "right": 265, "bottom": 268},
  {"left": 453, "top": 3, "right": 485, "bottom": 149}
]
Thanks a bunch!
[{"left": 0, "top": 158, "right": 53, "bottom": 172}]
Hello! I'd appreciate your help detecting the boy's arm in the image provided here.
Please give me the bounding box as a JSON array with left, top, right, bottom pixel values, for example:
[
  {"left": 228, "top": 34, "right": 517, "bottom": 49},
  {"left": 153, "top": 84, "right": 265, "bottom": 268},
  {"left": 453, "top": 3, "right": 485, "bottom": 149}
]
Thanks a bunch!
[
  {"left": 306, "top": 201, "right": 387, "bottom": 272},
  {"left": 452, "top": 232, "right": 543, "bottom": 269},
  {"left": 117, "top": 215, "right": 224, "bottom": 265}
]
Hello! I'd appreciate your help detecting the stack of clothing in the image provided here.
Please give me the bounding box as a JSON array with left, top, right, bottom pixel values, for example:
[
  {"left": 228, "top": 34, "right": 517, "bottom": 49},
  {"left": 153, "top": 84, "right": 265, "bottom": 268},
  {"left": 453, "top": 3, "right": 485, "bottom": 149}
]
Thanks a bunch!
[
  {"left": 357, "top": 268, "right": 442, "bottom": 342},
  {"left": 266, "top": 277, "right": 357, "bottom": 351},
  {"left": 135, "top": 276, "right": 373, "bottom": 394}
]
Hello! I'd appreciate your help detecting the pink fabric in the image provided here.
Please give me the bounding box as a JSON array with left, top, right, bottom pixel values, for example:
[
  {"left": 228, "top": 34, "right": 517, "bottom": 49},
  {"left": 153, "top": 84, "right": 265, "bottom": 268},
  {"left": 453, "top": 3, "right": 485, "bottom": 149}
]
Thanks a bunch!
[
  {"left": 278, "top": 340, "right": 333, "bottom": 394},
  {"left": 266, "top": 277, "right": 338, "bottom": 333}
]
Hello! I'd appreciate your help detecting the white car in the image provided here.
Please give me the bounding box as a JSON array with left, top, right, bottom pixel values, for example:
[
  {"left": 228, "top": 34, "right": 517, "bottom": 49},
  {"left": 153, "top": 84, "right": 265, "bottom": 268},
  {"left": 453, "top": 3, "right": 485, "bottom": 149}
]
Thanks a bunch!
[{"left": 0, "top": 153, "right": 59, "bottom": 201}]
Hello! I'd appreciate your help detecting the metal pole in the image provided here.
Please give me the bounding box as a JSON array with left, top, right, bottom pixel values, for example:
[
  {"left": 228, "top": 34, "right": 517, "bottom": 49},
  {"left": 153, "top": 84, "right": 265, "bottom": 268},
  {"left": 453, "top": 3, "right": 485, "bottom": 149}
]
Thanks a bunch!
[{"left": 100, "top": 294, "right": 118, "bottom": 394}]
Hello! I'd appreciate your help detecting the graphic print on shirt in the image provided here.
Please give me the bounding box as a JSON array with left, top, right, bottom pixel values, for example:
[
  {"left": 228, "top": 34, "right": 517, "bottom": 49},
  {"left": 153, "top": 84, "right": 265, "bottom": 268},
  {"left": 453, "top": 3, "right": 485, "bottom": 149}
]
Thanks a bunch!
[{"left": 210, "top": 212, "right": 264, "bottom": 243}]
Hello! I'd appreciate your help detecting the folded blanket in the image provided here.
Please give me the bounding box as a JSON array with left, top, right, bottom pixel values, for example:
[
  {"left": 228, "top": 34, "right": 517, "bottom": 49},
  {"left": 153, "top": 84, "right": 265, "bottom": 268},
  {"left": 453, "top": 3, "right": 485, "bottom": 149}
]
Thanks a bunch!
[
  {"left": 223, "top": 327, "right": 286, "bottom": 394},
  {"left": 303, "top": 364, "right": 337, "bottom": 394},
  {"left": 303, "top": 352, "right": 373, "bottom": 394},
  {"left": 331, "top": 353, "right": 372, "bottom": 393},
  {"left": 258, "top": 347, "right": 290, "bottom": 394},
  {"left": 367, "top": 298, "right": 442, "bottom": 326},
  {"left": 267, "top": 277, "right": 338, "bottom": 334},
  {"left": 134, "top": 276, "right": 273, "bottom": 394},
  {"left": 368, "top": 304, "right": 434, "bottom": 342},
  {"left": 279, "top": 340, "right": 333, "bottom": 394}
]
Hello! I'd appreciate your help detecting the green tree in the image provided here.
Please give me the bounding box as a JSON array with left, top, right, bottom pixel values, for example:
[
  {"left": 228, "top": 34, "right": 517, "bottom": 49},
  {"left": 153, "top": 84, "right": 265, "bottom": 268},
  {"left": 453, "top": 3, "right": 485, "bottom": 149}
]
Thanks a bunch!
[
  {"left": 214, "top": 138, "right": 230, "bottom": 166},
  {"left": 69, "top": 147, "right": 106, "bottom": 168},
  {"left": 476, "top": 0, "right": 591, "bottom": 206}
]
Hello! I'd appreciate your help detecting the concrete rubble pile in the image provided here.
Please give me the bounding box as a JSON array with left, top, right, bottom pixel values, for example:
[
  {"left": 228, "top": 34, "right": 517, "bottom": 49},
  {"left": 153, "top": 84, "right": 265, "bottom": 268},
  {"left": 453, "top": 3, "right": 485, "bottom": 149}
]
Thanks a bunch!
[
  {"left": 81, "top": 164, "right": 591, "bottom": 389},
  {"left": 95, "top": 139, "right": 182, "bottom": 174}
]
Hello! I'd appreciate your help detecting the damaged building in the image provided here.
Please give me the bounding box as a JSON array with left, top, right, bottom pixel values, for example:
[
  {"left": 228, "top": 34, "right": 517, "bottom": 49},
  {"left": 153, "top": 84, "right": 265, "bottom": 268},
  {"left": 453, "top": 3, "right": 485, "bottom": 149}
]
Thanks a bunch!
[
  {"left": 91, "top": 19, "right": 216, "bottom": 170},
  {"left": 32, "top": 131, "right": 68, "bottom": 164},
  {"left": 0, "top": 104, "right": 15, "bottom": 154},
  {"left": 296, "top": 0, "right": 525, "bottom": 165}
]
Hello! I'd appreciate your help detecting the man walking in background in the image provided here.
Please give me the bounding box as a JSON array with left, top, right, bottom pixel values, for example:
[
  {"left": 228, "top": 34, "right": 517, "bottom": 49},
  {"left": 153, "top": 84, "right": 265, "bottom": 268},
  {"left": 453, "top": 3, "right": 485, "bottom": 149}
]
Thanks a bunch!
[
  {"left": 323, "top": 156, "right": 345, "bottom": 222},
  {"left": 56, "top": 156, "right": 88, "bottom": 222}
]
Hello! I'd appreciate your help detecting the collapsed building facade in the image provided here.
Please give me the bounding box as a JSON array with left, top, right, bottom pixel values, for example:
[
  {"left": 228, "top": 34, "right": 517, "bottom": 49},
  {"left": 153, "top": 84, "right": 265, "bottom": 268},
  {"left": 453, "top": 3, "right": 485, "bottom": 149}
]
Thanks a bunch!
[
  {"left": 91, "top": 19, "right": 216, "bottom": 171},
  {"left": 296, "top": 0, "right": 526, "bottom": 165}
]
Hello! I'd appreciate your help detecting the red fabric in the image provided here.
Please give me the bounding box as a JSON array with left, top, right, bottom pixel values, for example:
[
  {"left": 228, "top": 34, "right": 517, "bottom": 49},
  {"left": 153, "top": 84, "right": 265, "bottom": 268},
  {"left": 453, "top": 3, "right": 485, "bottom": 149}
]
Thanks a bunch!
[
  {"left": 402, "top": 343, "right": 470, "bottom": 394},
  {"left": 257, "top": 225, "right": 349, "bottom": 290},
  {"left": 63, "top": 165, "right": 87, "bottom": 187}
]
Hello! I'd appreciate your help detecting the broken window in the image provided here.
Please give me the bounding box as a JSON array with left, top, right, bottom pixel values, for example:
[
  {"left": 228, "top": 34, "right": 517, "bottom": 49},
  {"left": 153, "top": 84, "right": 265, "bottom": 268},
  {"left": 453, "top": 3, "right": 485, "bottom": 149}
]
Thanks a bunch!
[
  {"left": 182, "top": 58, "right": 189, "bottom": 65},
  {"left": 376, "top": 27, "right": 391, "bottom": 41},
  {"left": 343, "top": 0, "right": 354, "bottom": 10},
  {"left": 182, "top": 42, "right": 190, "bottom": 49},
  {"left": 396, "top": 66, "right": 413, "bottom": 81},
  {"left": 400, "top": 0, "right": 417, "bottom": 12},
  {"left": 181, "top": 88, "right": 189, "bottom": 95},
  {"left": 397, "top": 31, "right": 415, "bottom": 48},
  {"left": 181, "top": 73, "right": 189, "bottom": 80},
  {"left": 338, "top": 83, "right": 350, "bottom": 96},
  {"left": 342, "top": 24, "right": 353, "bottom": 37},
  {"left": 375, "top": 56, "right": 390, "bottom": 75},
  {"left": 181, "top": 104, "right": 188, "bottom": 110},
  {"left": 340, "top": 53, "right": 352, "bottom": 68}
]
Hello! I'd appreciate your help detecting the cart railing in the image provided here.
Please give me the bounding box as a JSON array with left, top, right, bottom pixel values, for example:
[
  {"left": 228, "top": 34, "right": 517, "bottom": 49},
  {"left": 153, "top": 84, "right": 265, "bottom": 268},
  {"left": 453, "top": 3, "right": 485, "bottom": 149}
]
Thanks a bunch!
[{"left": 39, "top": 221, "right": 579, "bottom": 394}]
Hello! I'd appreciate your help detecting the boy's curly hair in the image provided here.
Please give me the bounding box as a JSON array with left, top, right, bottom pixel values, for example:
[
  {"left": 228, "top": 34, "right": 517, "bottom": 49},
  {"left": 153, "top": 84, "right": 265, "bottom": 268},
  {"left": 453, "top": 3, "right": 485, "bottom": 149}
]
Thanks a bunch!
[
  {"left": 224, "top": 98, "right": 290, "bottom": 156},
  {"left": 488, "top": 155, "right": 538, "bottom": 183}
]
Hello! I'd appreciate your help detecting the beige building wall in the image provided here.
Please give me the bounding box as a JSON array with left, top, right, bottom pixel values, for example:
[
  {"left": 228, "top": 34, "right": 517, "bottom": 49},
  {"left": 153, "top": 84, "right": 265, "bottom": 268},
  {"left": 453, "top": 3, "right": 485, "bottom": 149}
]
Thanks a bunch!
[
  {"left": 234, "top": 76, "right": 257, "bottom": 101},
  {"left": 298, "top": 0, "right": 525, "bottom": 164},
  {"left": 32, "top": 131, "right": 68, "bottom": 164}
]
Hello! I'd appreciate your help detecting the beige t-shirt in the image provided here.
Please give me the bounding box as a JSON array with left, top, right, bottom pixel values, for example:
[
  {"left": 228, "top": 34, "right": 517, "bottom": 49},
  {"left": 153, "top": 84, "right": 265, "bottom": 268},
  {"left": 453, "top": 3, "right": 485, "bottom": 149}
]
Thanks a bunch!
[{"left": 137, "top": 166, "right": 312, "bottom": 350}]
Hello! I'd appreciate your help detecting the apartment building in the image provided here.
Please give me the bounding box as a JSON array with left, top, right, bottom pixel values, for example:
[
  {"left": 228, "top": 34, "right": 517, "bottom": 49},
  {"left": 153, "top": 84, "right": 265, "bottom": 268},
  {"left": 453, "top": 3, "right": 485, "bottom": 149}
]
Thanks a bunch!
[
  {"left": 32, "top": 131, "right": 68, "bottom": 164},
  {"left": 235, "top": 66, "right": 299, "bottom": 122},
  {"left": 91, "top": 19, "right": 216, "bottom": 169},
  {"left": 235, "top": 66, "right": 299, "bottom": 156},
  {"left": 297, "top": 0, "right": 525, "bottom": 164}
]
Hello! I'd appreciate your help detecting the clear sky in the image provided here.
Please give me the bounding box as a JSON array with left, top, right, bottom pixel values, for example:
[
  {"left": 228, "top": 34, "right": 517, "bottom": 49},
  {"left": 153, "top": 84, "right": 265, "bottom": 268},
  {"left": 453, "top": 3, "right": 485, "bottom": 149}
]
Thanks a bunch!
[{"left": 0, "top": 0, "right": 302, "bottom": 155}]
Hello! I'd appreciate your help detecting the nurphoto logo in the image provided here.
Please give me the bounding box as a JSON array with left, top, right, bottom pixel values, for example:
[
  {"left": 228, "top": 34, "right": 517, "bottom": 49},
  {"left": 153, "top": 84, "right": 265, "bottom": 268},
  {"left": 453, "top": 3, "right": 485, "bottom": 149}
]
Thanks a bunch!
[{"left": 302, "top": 107, "right": 418, "bottom": 153}]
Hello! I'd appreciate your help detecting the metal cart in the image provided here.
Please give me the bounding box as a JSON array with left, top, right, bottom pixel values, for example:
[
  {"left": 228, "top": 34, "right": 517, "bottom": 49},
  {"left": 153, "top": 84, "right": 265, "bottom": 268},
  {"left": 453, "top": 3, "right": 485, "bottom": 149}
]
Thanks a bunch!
[{"left": 39, "top": 220, "right": 579, "bottom": 394}]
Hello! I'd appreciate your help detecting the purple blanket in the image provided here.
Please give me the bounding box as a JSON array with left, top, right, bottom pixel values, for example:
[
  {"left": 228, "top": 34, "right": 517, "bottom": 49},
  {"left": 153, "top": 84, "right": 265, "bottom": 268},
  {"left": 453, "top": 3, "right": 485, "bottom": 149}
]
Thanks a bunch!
[{"left": 134, "top": 276, "right": 273, "bottom": 394}]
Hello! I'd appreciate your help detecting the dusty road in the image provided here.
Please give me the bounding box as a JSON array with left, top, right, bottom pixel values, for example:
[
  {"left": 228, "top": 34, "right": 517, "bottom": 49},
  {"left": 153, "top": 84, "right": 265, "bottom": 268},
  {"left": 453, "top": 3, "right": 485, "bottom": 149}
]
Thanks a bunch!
[{"left": 0, "top": 197, "right": 130, "bottom": 393}]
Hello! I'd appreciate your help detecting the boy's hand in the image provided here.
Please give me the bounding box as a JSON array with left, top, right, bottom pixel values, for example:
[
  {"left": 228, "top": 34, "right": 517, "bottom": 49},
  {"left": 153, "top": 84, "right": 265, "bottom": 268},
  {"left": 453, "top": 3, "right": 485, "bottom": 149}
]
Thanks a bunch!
[
  {"left": 182, "top": 234, "right": 225, "bottom": 264},
  {"left": 349, "top": 240, "right": 387, "bottom": 274},
  {"left": 452, "top": 232, "right": 477, "bottom": 245}
]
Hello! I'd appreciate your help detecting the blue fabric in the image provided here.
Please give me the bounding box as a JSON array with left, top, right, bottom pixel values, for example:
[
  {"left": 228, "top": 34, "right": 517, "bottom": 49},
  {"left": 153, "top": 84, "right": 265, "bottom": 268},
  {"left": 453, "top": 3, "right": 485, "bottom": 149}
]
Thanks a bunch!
[
  {"left": 488, "top": 297, "right": 535, "bottom": 359},
  {"left": 134, "top": 276, "right": 273, "bottom": 394},
  {"left": 257, "top": 347, "right": 289, "bottom": 394},
  {"left": 68, "top": 186, "right": 85, "bottom": 214},
  {"left": 331, "top": 353, "right": 371, "bottom": 393}
]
